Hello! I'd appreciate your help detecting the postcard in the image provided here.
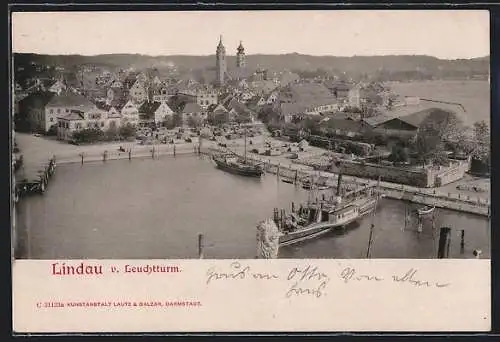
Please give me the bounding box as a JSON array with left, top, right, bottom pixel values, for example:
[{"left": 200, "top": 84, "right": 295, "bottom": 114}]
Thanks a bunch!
[{"left": 10, "top": 9, "right": 491, "bottom": 333}]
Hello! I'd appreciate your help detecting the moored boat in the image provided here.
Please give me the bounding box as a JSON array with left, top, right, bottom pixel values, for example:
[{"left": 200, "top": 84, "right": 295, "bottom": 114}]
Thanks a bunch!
[
  {"left": 212, "top": 128, "right": 264, "bottom": 178},
  {"left": 212, "top": 154, "right": 263, "bottom": 177},
  {"left": 417, "top": 205, "right": 435, "bottom": 216},
  {"left": 275, "top": 173, "right": 381, "bottom": 247},
  {"left": 281, "top": 177, "right": 295, "bottom": 184}
]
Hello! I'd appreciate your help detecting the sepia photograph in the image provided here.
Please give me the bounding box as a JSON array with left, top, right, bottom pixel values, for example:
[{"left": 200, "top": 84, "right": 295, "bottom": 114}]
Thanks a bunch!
[{"left": 11, "top": 10, "right": 491, "bottom": 261}]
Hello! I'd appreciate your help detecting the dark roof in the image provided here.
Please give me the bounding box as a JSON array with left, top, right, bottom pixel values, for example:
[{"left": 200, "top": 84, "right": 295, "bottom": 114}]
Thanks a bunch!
[
  {"left": 320, "top": 118, "right": 367, "bottom": 132},
  {"left": 323, "top": 80, "right": 352, "bottom": 91},
  {"left": 19, "top": 91, "right": 55, "bottom": 108},
  {"left": 110, "top": 99, "right": 128, "bottom": 111},
  {"left": 181, "top": 102, "right": 203, "bottom": 113},
  {"left": 208, "top": 104, "right": 229, "bottom": 116},
  {"left": 362, "top": 114, "right": 393, "bottom": 127},
  {"left": 246, "top": 96, "right": 263, "bottom": 107},
  {"left": 95, "top": 102, "right": 111, "bottom": 111},
  {"left": 399, "top": 108, "right": 457, "bottom": 129},
  {"left": 248, "top": 80, "right": 278, "bottom": 95},
  {"left": 46, "top": 93, "right": 95, "bottom": 110},
  {"left": 280, "top": 103, "right": 308, "bottom": 116},
  {"left": 123, "top": 75, "right": 138, "bottom": 89},
  {"left": 60, "top": 110, "right": 85, "bottom": 121},
  {"left": 139, "top": 101, "right": 161, "bottom": 115}
]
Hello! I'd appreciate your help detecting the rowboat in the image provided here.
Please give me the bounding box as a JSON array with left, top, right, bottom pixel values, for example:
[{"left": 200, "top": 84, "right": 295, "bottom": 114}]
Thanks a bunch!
[{"left": 417, "top": 206, "right": 435, "bottom": 216}]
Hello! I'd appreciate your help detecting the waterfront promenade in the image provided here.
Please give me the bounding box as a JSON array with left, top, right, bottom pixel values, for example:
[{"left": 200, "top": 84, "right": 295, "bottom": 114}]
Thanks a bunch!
[{"left": 15, "top": 133, "right": 490, "bottom": 217}]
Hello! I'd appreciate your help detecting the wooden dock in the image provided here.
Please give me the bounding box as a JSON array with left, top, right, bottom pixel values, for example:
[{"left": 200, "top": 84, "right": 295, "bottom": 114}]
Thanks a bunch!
[
  {"left": 15, "top": 155, "right": 56, "bottom": 198},
  {"left": 219, "top": 150, "right": 490, "bottom": 217}
]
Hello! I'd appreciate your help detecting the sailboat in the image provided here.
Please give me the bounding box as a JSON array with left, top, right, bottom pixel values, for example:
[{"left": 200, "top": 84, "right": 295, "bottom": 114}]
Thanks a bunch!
[{"left": 212, "top": 127, "right": 264, "bottom": 177}]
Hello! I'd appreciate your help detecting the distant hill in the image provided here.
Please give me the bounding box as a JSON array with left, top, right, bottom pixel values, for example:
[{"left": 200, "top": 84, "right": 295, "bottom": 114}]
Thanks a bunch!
[{"left": 13, "top": 52, "right": 490, "bottom": 81}]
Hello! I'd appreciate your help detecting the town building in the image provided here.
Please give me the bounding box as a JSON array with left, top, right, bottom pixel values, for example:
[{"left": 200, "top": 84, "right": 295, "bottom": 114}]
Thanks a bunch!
[
  {"left": 57, "top": 107, "right": 121, "bottom": 141},
  {"left": 45, "top": 93, "right": 96, "bottom": 132},
  {"left": 177, "top": 87, "right": 218, "bottom": 109},
  {"left": 106, "top": 87, "right": 128, "bottom": 107},
  {"left": 139, "top": 101, "right": 175, "bottom": 126},
  {"left": 128, "top": 79, "right": 148, "bottom": 104},
  {"left": 180, "top": 102, "right": 205, "bottom": 124},
  {"left": 120, "top": 100, "right": 140, "bottom": 126},
  {"left": 277, "top": 83, "right": 339, "bottom": 122}
]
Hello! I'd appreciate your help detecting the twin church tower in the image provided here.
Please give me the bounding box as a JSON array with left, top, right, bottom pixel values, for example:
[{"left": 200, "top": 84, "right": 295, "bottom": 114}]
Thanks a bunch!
[{"left": 216, "top": 35, "right": 246, "bottom": 86}]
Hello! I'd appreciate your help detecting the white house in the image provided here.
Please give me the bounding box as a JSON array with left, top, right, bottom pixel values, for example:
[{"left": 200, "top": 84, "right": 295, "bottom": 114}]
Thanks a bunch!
[
  {"left": 57, "top": 107, "right": 121, "bottom": 141},
  {"left": 266, "top": 91, "right": 278, "bottom": 104},
  {"left": 154, "top": 102, "right": 174, "bottom": 123},
  {"left": 139, "top": 101, "right": 175, "bottom": 125},
  {"left": 45, "top": 93, "right": 96, "bottom": 132}
]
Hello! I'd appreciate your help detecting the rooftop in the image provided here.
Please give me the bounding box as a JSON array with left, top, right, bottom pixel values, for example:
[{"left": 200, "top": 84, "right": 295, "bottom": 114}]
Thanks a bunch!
[{"left": 181, "top": 102, "right": 203, "bottom": 113}]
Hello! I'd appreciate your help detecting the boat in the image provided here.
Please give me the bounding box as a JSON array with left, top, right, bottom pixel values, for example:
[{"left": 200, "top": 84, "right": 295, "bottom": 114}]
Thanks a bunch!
[
  {"left": 281, "top": 177, "right": 295, "bottom": 184},
  {"left": 417, "top": 205, "right": 435, "bottom": 216},
  {"left": 212, "top": 129, "right": 264, "bottom": 178},
  {"left": 301, "top": 175, "right": 330, "bottom": 190},
  {"left": 302, "top": 179, "right": 313, "bottom": 190},
  {"left": 276, "top": 173, "right": 380, "bottom": 247}
]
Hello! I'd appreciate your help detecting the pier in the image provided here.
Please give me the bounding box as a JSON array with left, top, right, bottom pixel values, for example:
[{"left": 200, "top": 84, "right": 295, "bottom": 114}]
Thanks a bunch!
[
  {"left": 219, "top": 150, "right": 490, "bottom": 217},
  {"left": 15, "top": 155, "right": 57, "bottom": 199}
]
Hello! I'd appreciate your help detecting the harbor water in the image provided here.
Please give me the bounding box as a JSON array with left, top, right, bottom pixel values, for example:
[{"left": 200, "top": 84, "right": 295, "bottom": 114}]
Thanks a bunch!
[{"left": 15, "top": 156, "right": 490, "bottom": 259}]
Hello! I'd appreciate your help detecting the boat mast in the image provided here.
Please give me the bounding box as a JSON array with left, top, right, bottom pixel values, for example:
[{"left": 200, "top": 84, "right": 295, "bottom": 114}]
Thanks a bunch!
[
  {"left": 244, "top": 127, "right": 247, "bottom": 163},
  {"left": 366, "top": 175, "right": 381, "bottom": 259}
]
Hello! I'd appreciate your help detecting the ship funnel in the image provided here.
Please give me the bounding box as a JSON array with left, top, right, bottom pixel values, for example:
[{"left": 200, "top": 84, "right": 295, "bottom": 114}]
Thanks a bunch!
[{"left": 336, "top": 172, "right": 343, "bottom": 197}]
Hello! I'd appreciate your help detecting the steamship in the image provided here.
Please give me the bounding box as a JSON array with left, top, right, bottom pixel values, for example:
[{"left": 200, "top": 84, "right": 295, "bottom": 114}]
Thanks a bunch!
[{"left": 275, "top": 173, "right": 380, "bottom": 247}]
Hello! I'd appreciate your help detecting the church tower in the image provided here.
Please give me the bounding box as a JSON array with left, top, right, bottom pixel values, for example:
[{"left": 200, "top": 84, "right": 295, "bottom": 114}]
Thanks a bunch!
[
  {"left": 216, "top": 35, "right": 226, "bottom": 86},
  {"left": 236, "top": 41, "right": 246, "bottom": 68}
]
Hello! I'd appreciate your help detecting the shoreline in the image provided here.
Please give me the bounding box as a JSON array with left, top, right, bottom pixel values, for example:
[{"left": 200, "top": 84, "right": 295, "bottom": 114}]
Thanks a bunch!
[{"left": 15, "top": 133, "right": 490, "bottom": 217}]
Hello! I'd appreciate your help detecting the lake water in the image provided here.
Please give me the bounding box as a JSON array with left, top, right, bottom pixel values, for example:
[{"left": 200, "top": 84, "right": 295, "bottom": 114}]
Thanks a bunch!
[{"left": 14, "top": 156, "right": 490, "bottom": 259}]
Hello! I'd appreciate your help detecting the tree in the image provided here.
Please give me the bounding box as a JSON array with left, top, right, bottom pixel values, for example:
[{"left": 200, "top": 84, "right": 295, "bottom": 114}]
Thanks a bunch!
[
  {"left": 257, "top": 106, "right": 278, "bottom": 124},
  {"left": 187, "top": 115, "right": 202, "bottom": 128},
  {"left": 72, "top": 128, "right": 104, "bottom": 144},
  {"left": 301, "top": 117, "right": 322, "bottom": 136},
  {"left": 46, "top": 124, "right": 58, "bottom": 136},
  {"left": 212, "top": 112, "right": 229, "bottom": 126},
  {"left": 163, "top": 116, "right": 175, "bottom": 129},
  {"left": 119, "top": 123, "right": 136, "bottom": 139},
  {"left": 388, "top": 144, "right": 409, "bottom": 163},
  {"left": 105, "top": 125, "right": 119, "bottom": 141},
  {"left": 412, "top": 110, "right": 466, "bottom": 166},
  {"left": 472, "top": 120, "right": 490, "bottom": 161},
  {"left": 173, "top": 113, "right": 183, "bottom": 128},
  {"left": 164, "top": 113, "right": 183, "bottom": 129},
  {"left": 235, "top": 111, "right": 252, "bottom": 124}
]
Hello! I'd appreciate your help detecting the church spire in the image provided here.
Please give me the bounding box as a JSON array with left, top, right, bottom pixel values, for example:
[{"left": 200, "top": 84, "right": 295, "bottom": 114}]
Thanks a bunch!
[
  {"left": 236, "top": 40, "right": 246, "bottom": 68},
  {"left": 237, "top": 40, "right": 244, "bottom": 53}
]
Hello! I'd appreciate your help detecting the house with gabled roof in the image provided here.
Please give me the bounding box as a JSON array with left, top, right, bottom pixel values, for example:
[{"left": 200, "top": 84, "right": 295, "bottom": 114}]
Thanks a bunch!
[
  {"left": 207, "top": 103, "right": 229, "bottom": 125},
  {"left": 120, "top": 100, "right": 140, "bottom": 126},
  {"left": 44, "top": 92, "right": 96, "bottom": 132},
  {"left": 139, "top": 101, "right": 175, "bottom": 126},
  {"left": 106, "top": 87, "right": 128, "bottom": 106},
  {"left": 129, "top": 79, "right": 148, "bottom": 104},
  {"left": 57, "top": 105, "right": 122, "bottom": 141},
  {"left": 181, "top": 102, "right": 205, "bottom": 124}
]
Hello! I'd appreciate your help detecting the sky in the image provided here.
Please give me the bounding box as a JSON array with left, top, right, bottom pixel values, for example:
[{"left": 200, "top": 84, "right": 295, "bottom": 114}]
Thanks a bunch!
[{"left": 11, "top": 10, "right": 490, "bottom": 59}]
